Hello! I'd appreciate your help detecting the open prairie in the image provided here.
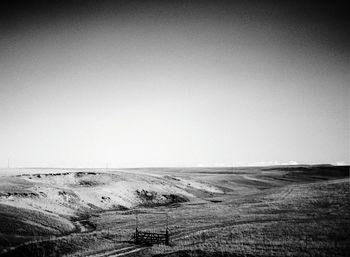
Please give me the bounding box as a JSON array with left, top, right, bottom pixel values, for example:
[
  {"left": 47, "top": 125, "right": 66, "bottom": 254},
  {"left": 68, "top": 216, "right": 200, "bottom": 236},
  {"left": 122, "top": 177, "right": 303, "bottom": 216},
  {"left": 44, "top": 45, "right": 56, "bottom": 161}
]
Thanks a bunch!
[{"left": 0, "top": 165, "right": 349, "bottom": 257}]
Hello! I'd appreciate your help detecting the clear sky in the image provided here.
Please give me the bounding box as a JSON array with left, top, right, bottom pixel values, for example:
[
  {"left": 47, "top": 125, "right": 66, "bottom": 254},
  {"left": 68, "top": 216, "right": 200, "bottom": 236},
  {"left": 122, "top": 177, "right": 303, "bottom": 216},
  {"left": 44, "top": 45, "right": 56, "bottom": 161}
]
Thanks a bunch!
[{"left": 0, "top": 1, "right": 348, "bottom": 168}]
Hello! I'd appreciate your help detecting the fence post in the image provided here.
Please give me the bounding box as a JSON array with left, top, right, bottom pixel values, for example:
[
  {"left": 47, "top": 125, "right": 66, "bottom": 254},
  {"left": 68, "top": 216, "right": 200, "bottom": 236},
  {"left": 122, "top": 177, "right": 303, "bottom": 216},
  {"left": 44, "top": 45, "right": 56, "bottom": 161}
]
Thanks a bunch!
[
  {"left": 135, "top": 228, "right": 139, "bottom": 244},
  {"left": 165, "top": 228, "right": 169, "bottom": 245}
]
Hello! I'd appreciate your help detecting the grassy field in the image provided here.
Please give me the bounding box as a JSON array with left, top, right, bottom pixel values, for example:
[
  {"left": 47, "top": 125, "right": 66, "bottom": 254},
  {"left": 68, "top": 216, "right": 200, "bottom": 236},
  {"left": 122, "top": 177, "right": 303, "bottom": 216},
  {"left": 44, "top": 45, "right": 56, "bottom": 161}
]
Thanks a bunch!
[{"left": 0, "top": 165, "right": 349, "bottom": 256}]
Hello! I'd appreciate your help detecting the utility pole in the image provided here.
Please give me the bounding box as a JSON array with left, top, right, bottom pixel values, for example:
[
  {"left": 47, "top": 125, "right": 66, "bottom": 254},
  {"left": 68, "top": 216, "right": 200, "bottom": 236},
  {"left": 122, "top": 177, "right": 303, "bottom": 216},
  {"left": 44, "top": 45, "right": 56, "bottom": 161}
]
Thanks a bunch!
[{"left": 7, "top": 158, "right": 10, "bottom": 168}]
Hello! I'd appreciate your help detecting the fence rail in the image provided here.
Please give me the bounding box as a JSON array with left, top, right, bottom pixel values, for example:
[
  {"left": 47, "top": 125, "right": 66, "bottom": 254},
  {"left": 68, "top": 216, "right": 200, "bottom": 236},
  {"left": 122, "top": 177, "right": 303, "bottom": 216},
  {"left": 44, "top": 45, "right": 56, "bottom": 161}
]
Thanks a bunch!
[{"left": 134, "top": 229, "right": 170, "bottom": 246}]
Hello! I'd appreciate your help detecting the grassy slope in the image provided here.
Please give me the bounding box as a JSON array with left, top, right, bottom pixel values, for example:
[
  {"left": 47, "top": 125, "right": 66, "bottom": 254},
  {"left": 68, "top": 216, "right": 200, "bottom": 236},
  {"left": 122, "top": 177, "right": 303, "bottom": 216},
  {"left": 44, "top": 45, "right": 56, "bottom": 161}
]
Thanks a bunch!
[
  {"left": 148, "top": 179, "right": 349, "bottom": 257},
  {"left": 69, "top": 165, "right": 349, "bottom": 257},
  {"left": 0, "top": 168, "right": 225, "bottom": 254},
  {"left": 0, "top": 165, "right": 349, "bottom": 257}
]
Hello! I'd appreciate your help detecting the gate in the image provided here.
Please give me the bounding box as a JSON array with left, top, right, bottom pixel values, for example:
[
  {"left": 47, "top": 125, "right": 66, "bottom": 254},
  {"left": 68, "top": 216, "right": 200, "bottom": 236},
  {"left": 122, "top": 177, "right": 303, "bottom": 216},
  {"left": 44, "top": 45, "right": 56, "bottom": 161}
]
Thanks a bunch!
[
  {"left": 135, "top": 229, "right": 169, "bottom": 245},
  {"left": 133, "top": 212, "right": 170, "bottom": 246}
]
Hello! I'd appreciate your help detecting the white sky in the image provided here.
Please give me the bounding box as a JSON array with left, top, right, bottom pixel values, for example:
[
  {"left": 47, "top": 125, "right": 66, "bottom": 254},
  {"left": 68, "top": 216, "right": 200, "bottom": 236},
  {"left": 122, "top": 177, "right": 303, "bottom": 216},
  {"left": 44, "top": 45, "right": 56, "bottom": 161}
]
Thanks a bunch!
[{"left": 0, "top": 1, "right": 348, "bottom": 168}]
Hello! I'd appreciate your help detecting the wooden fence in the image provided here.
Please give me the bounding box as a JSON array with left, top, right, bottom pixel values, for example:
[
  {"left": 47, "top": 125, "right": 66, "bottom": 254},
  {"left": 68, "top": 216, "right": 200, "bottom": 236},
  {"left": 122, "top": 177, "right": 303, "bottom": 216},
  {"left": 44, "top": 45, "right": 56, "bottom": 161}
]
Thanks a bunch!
[{"left": 134, "top": 229, "right": 170, "bottom": 246}]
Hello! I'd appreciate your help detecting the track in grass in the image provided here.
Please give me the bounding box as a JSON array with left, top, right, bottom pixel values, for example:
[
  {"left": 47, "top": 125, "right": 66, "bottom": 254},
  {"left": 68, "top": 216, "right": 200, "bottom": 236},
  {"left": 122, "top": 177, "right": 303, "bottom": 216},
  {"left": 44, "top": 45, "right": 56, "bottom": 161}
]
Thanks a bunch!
[{"left": 86, "top": 245, "right": 147, "bottom": 257}]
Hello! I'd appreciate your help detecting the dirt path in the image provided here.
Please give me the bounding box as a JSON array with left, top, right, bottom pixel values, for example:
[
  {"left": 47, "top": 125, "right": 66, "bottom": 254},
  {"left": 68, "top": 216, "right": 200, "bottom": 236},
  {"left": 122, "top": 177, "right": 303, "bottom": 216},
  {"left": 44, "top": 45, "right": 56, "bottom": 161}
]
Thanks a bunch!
[
  {"left": 277, "top": 184, "right": 295, "bottom": 201},
  {"left": 85, "top": 246, "right": 147, "bottom": 257}
]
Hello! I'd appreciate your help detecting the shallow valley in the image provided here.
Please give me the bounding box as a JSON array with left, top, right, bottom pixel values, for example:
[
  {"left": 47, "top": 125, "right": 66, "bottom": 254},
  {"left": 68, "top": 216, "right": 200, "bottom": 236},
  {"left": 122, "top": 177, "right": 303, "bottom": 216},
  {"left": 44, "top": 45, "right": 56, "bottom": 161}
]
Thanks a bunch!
[{"left": 0, "top": 165, "right": 349, "bottom": 257}]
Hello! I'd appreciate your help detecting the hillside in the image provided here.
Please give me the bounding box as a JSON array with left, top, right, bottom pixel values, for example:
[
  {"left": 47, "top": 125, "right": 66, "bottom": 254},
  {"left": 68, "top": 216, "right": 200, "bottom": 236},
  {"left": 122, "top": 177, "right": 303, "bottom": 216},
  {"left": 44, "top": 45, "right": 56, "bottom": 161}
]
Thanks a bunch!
[{"left": 0, "top": 165, "right": 349, "bottom": 256}]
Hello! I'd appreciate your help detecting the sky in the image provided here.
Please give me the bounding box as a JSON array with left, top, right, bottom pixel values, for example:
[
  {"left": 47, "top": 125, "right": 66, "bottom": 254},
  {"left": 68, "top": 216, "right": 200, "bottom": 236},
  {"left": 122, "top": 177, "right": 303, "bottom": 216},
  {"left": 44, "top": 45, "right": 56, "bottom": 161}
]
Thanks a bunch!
[{"left": 0, "top": 0, "right": 348, "bottom": 168}]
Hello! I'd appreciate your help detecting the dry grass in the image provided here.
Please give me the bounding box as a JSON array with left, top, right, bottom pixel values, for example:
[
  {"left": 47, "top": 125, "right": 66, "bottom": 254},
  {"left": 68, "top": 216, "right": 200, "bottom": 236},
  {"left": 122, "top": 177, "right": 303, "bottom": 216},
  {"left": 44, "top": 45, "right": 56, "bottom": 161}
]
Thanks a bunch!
[
  {"left": 149, "top": 179, "right": 350, "bottom": 257},
  {"left": 1, "top": 166, "right": 349, "bottom": 257}
]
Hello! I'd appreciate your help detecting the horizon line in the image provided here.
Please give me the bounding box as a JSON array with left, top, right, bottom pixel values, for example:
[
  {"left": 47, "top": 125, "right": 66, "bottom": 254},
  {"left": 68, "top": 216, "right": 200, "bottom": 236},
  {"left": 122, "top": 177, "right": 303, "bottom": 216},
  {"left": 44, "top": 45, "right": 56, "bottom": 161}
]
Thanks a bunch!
[{"left": 1, "top": 163, "right": 349, "bottom": 170}]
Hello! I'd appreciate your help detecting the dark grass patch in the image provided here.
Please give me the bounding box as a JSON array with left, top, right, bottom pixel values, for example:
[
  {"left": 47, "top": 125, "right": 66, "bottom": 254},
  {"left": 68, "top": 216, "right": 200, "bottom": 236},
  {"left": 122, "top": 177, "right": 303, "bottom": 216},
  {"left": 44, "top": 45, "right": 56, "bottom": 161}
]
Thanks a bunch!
[
  {"left": 153, "top": 249, "right": 255, "bottom": 257},
  {"left": 0, "top": 234, "right": 31, "bottom": 252},
  {"left": 0, "top": 204, "right": 73, "bottom": 236},
  {"left": 79, "top": 220, "right": 97, "bottom": 231},
  {"left": 0, "top": 237, "right": 81, "bottom": 257},
  {"left": 79, "top": 180, "right": 100, "bottom": 186},
  {"left": 164, "top": 176, "right": 181, "bottom": 181},
  {"left": 263, "top": 165, "right": 349, "bottom": 179},
  {"left": 162, "top": 194, "right": 188, "bottom": 204},
  {"left": 113, "top": 205, "right": 129, "bottom": 211},
  {"left": 136, "top": 190, "right": 188, "bottom": 207},
  {"left": 208, "top": 199, "right": 222, "bottom": 203},
  {"left": 86, "top": 203, "right": 103, "bottom": 211},
  {"left": 75, "top": 172, "right": 97, "bottom": 178}
]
